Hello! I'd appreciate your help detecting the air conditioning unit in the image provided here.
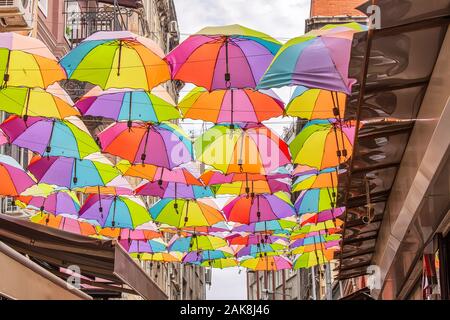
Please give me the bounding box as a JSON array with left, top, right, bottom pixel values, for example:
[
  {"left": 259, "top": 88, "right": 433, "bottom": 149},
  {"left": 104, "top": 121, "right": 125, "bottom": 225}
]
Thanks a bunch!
[{"left": 0, "top": 0, "right": 33, "bottom": 31}]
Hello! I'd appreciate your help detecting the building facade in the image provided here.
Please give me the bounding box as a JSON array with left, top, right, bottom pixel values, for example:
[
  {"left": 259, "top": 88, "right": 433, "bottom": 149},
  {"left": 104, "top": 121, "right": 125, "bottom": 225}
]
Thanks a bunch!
[{"left": 0, "top": 0, "right": 207, "bottom": 300}]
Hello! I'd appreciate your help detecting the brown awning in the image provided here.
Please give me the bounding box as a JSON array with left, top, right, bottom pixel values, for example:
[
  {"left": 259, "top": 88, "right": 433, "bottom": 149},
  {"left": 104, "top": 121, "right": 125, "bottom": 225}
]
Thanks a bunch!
[
  {"left": 0, "top": 214, "right": 168, "bottom": 300},
  {"left": 0, "top": 241, "right": 91, "bottom": 300},
  {"left": 337, "top": 0, "right": 450, "bottom": 280}
]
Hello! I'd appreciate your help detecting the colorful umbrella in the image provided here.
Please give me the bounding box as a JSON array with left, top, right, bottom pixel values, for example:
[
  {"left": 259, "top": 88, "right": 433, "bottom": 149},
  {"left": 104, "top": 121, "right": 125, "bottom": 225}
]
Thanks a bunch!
[
  {"left": 16, "top": 190, "right": 80, "bottom": 217},
  {"left": 285, "top": 86, "right": 346, "bottom": 120},
  {"left": 294, "top": 188, "right": 337, "bottom": 215},
  {"left": 0, "top": 32, "right": 66, "bottom": 88},
  {"left": 75, "top": 86, "right": 180, "bottom": 123},
  {"left": 98, "top": 227, "right": 161, "bottom": 241},
  {"left": 201, "top": 258, "right": 238, "bottom": 269},
  {"left": 28, "top": 154, "right": 121, "bottom": 190},
  {"left": 299, "top": 207, "right": 345, "bottom": 226},
  {"left": 0, "top": 154, "right": 36, "bottom": 196},
  {"left": 183, "top": 250, "right": 233, "bottom": 264},
  {"left": 289, "top": 120, "right": 355, "bottom": 169},
  {"left": 179, "top": 87, "right": 284, "bottom": 123},
  {"left": 290, "top": 220, "right": 343, "bottom": 240},
  {"left": 134, "top": 180, "right": 213, "bottom": 199},
  {"left": 240, "top": 255, "right": 292, "bottom": 271},
  {"left": 117, "top": 160, "right": 202, "bottom": 185},
  {"left": 257, "top": 24, "right": 367, "bottom": 93},
  {"left": 165, "top": 24, "right": 281, "bottom": 90},
  {"left": 0, "top": 115, "right": 100, "bottom": 159},
  {"left": 289, "top": 234, "right": 341, "bottom": 250},
  {"left": 79, "top": 195, "right": 151, "bottom": 229},
  {"left": 0, "top": 87, "right": 79, "bottom": 120},
  {"left": 98, "top": 121, "right": 193, "bottom": 169},
  {"left": 74, "top": 175, "right": 133, "bottom": 196},
  {"left": 227, "top": 234, "right": 288, "bottom": 246},
  {"left": 235, "top": 243, "right": 286, "bottom": 258},
  {"left": 150, "top": 198, "right": 225, "bottom": 228},
  {"left": 194, "top": 123, "right": 291, "bottom": 174},
  {"left": 30, "top": 213, "right": 97, "bottom": 236},
  {"left": 291, "top": 167, "right": 337, "bottom": 192},
  {"left": 131, "top": 252, "right": 183, "bottom": 263},
  {"left": 60, "top": 31, "right": 170, "bottom": 90},
  {"left": 201, "top": 169, "right": 290, "bottom": 195},
  {"left": 122, "top": 239, "right": 167, "bottom": 254},
  {"left": 232, "top": 218, "right": 298, "bottom": 233},
  {"left": 293, "top": 250, "right": 335, "bottom": 269},
  {"left": 168, "top": 235, "right": 228, "bottom": 252},
  {"left": 223, "top": 192, "right": 295, "bottom": 224}
]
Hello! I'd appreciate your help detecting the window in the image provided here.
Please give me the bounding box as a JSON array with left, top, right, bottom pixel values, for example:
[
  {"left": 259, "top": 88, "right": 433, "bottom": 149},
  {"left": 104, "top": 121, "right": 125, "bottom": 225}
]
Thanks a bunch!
[
  {"left": 64, "top": 1, "right": 81, "bottom": 41},
  {"left": 38, "top": 0, "right": 48, "bottom": 16}
]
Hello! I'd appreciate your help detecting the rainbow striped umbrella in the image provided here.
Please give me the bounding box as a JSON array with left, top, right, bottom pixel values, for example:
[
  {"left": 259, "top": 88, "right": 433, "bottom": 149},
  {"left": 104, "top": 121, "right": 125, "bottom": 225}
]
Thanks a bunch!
[
  {"left": 0, "top": 155, "right": 35, "bottom": 196},
  {"left": 0, "top": 115, "right": 100, "bottom": 159},
  {"left": 0, "top": 32, "right": 66, "bottom": 88},
  {"left": 166, "top": 24, "right": 281, "bottom": 90},
  {"left": 194, "top": 123, "right": 291, "bottom": 174},
  {"left": 60, "top": 31, "right": 170, "bottom": 90},
  {"left": 179, "top": 87, "right": 284, "bottom": 123}
]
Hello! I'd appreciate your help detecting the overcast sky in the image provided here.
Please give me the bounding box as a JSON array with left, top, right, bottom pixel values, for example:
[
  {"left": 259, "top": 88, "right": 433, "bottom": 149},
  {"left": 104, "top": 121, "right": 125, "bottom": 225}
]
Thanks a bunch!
[{"left": 172, "top": 0, "right": 311, "bottom": 300}]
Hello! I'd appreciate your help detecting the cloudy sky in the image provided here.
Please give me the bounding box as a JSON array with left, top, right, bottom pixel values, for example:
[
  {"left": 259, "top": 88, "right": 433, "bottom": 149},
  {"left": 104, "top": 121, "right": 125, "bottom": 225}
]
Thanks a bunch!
[{"left": 172, "top": 0, "right": 311, "bottom": 300}]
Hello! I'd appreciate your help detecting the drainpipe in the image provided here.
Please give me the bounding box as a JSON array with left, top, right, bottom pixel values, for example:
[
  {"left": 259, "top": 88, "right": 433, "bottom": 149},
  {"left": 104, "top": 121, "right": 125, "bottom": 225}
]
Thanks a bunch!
[
  {"left": 179, "top": 263, "right": 183, "bottom": 300},
  {"left": 311, "top": 266, "right": 317, "bottom": 300},
  {"left": 325, "top": 263, "right": 332, "bottom": 300}
]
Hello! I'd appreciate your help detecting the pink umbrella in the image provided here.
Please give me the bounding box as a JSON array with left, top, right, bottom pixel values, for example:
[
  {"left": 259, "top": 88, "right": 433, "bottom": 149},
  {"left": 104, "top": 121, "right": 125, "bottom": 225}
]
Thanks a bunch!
[
  {"left": 0, "top": 154, "right": 36, "bottom": 196},
  {"left": 0, "top": 129, "right": 7, "bottom": 146},
  {"left": 223, "top": 192, "right": 296, "bottom": 224}
]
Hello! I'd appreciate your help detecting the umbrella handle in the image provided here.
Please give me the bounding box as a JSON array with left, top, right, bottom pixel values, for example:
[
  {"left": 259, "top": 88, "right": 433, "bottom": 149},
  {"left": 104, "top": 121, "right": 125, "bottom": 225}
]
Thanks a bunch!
[
  {"left": 1, "top": 50, "right": 11, "bottom": 88},
  {"left": 117, "top": 40, "right": 123, "bottom": 77},
  {"left": 224, "top": 36, "right": 231, "bottom": 84},
  {"left": 23, "top": 88, "right": 31, "bottom": 123}
]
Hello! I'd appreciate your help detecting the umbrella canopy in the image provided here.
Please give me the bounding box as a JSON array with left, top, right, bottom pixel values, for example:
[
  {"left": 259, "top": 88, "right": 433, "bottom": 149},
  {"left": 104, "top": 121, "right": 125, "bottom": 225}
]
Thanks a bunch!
[
  {"left": 73, "top": 175, "right": 133, "bottom": 196},
  {"left": 201, "top": 258, "right": 238, "bottom": 269},
  {"left": 0, "top": 32, "right": 66, "bottom": 88},
  {"left": 290, "top": 234, "right": 341, "bottom": 250},
  {"left": 130, "top": 252, "right": 183, "bottom": 263},
  {"left": 257, "top": 24, "right": 366, "bottom": 93},
  {"left": 28, "top": 154, "right": 121, "bottom": 190},
  {"left": 232, "top": 218, "right": 298, "bottom": 233},
  {"left": 0, "top": 115, "right": 100, "bottom": 159},
  {"left": 0, "top": 154, "right": 36, "bottom": 196},
  {"left": 134, "top": 180, "right": 213, "bottom": 199},
  {"left": 79, "top": 195, "right": 151, "bottom": 229},
  {"left": 165, "top": 24, "right": 281, "bottom": 90},
  {"left": 223, "top": 192, "right": 295, "bottom": 224},
  {"left": 289, "top": 120, "right": 355, "bottom": 169},
  {"left": 122, "top": 239, "right": 167, "bottom": 254},
  {"left": 201, "top": 170, "right": 290, "bottom": 195},
  {"left": 240, "top": 255, "right": 292, "bottom": 271},
  {"left": 60, "top": 31, "right": 170, "bottom": 90},
  {"left": 168, "top": 235, "right": 228, "bottom": 252},
  {"left": 0, "top": 87, "right": 79, "bottom": 120},
  {"left": 227, "top": 234, "right": 287, "bottom": 246},
  {"left": 75, "top": 86, "right": 180, "bottom": 123},
  {"left": 16, "top": 190, "right": 80, "bottom": 217},
  {"left": 299, "top": 207, "right": 345, "bottom": 226},
  {"left": 183, "top": 250, "right": 233, "bottom": 263},
  {"left": 98, "top": 121, "right": 193, "bottom": 169},
  {"left": 179, "top": 87, "right": 284, "bottom": 123},
  {"left": 290, "top": 219, "right": 343, "bottom": 240},
  {"left": 292, "top": 167, "right": 337, "bottom": 192},
  {"left": 235, "top": 243, "right": 286, "bottom": 258},
  {"left": 194, "top": 123, "right": 291, "bottom": 174},
  {"left": 285, "top": 86, "right": 346, "bottom": 120},
  {"left": 293, "top": 250, "right": 335, "bottom": 269},
  {"left": 30, "top": 213, "right": 97, "bottom": 236},
  {"left": 150, "top": 198, "right": 225, "bottom": 228},
  {"left": 294, "top": 188, "right": 337, "bottom": 215},
  {"left": 117, "top": 160, "right": 202, "bottom": 185},
  {"left": 98, "top": 227, "right": 161, "bottom": 241},
  {"left": 0, "top": 129, "right": 7, "bottom": 146}
]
